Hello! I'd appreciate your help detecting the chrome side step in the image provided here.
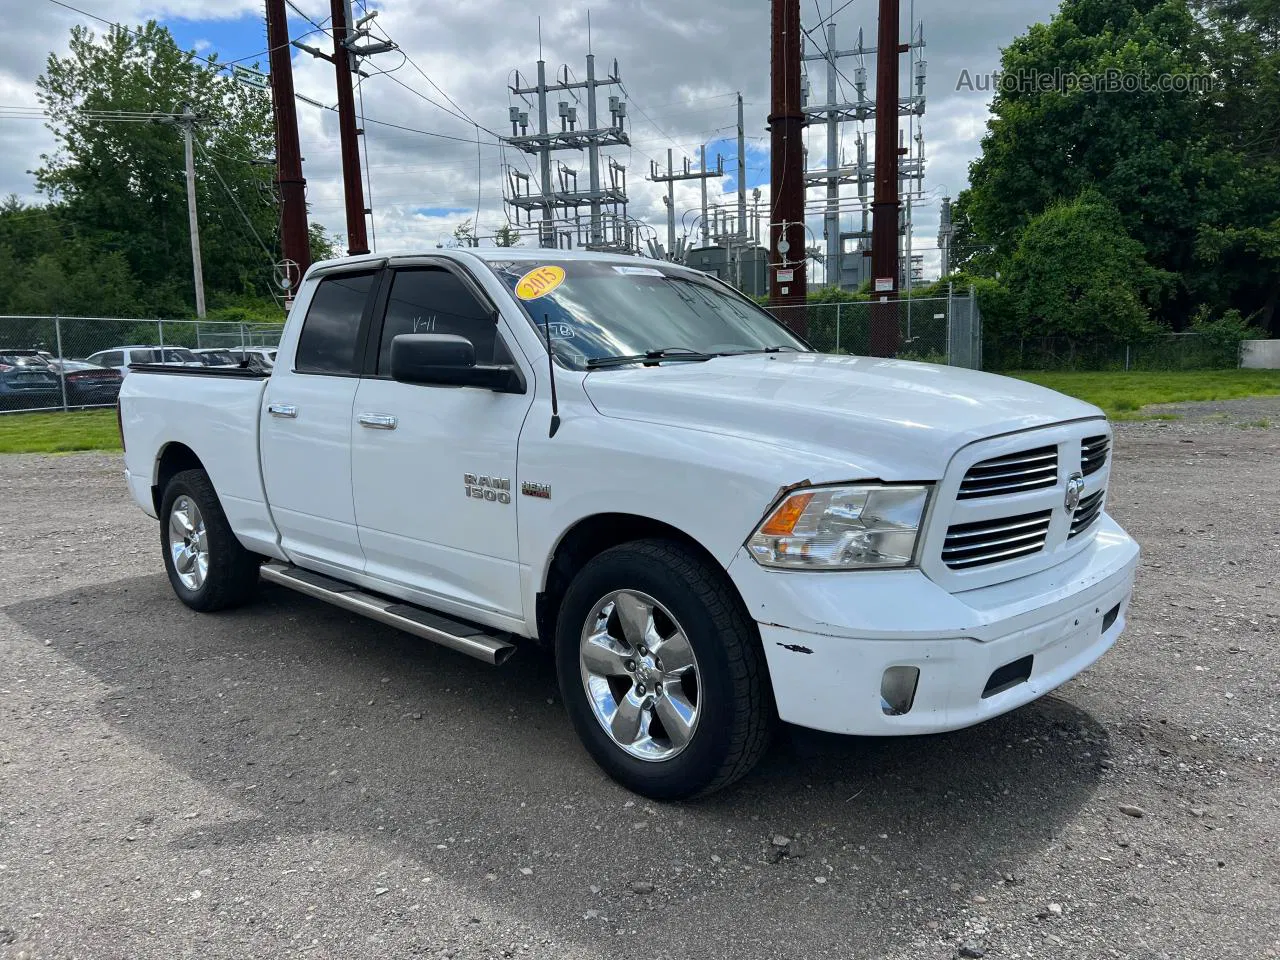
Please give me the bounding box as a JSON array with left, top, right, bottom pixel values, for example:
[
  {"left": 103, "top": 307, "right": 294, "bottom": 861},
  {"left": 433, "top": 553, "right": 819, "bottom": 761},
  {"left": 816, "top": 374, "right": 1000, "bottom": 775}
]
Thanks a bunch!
[{"left": 260, "top": 562, "right": 517, "bottom": 666}]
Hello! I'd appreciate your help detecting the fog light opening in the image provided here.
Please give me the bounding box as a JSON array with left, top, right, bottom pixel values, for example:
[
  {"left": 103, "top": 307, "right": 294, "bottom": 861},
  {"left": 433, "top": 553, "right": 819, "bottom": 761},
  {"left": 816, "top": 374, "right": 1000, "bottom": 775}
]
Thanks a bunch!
[
  {"left": 880, "top": 666, "right": 920, "bottom": 717},
  {"left": 1102, "top": 602, "right": 1121, "bottom": 634}
]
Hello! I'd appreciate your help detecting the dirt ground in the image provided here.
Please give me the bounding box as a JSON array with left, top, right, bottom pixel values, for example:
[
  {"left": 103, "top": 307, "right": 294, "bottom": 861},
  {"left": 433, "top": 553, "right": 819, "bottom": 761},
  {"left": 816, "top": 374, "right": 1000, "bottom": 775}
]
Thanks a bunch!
[{"left": 1, "top": 399, "right": 1277, "bottom": 960}]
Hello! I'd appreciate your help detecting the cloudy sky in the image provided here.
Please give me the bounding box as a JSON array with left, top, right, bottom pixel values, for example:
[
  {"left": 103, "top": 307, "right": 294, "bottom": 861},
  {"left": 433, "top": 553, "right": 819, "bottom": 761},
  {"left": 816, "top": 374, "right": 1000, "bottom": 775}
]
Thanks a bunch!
[{"left": 1, "top": 0, "right": 1061, "bottom": 280}]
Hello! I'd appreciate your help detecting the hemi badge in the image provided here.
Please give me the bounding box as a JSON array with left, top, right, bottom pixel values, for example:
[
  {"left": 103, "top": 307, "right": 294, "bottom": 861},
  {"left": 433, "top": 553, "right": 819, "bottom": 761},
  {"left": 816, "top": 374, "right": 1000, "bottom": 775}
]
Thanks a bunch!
[{"left": 521, "top": 481, "right": 552, "bottom": 500}]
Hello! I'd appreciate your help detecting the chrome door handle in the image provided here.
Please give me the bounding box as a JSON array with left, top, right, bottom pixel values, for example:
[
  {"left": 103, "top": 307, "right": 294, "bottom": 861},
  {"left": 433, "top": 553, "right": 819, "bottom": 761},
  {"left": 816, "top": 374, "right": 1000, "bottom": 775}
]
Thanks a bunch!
[
  {"left": 358, "top": 413, "right": 398, "bottom": 430},
  {"left": 268, "top": 403, "right": 298, "bottom": 419}
]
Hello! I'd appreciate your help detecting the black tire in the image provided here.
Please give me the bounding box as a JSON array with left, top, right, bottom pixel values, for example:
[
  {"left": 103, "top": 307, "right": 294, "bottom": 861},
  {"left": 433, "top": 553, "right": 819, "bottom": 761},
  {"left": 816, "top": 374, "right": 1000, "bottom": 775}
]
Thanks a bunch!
[
  {"left": 555, "top": 539, "right": 773, "bottom": 801},
  {"left": 159, "top": 468, "right": 260, "bottom": 612}
]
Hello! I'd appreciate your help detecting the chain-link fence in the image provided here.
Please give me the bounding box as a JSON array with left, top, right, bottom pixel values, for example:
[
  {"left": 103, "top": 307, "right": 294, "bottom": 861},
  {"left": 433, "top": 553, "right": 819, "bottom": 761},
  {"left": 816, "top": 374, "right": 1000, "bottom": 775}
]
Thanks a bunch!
[
  {"left": 767, "top": 292, "right": 980, "bottom": 368},
  {"left": 0, "top": 315, "right": 284, "bottom": 413},
  {"left": 983, "top": 333, "right": 1240, "bottom": 372}
]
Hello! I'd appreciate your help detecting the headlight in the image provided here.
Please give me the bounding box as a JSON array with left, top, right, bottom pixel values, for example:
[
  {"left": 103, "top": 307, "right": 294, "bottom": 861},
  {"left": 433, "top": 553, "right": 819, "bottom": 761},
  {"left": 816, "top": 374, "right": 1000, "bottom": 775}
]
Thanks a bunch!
[{"left": 747, "top": 484, "right": 931, "bottom": 570}]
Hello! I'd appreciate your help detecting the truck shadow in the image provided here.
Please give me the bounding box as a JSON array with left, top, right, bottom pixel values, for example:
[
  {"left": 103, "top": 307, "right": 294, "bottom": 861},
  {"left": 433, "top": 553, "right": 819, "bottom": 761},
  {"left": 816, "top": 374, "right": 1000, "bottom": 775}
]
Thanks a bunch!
[{"left": 6, "top": 575, "right": 1112, "bottom": 959}]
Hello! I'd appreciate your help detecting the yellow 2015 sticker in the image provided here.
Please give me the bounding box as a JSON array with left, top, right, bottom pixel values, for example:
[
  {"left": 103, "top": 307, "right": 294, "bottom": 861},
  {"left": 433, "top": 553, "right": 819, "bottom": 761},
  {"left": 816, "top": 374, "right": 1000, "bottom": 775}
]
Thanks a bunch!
[{"left": 515, "top": 265, "right": 566, "bottom": 300}]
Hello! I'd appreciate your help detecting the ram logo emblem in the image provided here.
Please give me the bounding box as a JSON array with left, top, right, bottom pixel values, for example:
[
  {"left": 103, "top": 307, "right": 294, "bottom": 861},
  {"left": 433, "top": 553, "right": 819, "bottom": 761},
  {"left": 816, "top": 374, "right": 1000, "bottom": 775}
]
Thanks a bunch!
[
  {"left": 1064, "top": 472, "right": 1085, "bottom": 513},
  {"left": 464, "top": 474, "right": 511, "bottom": 505}
]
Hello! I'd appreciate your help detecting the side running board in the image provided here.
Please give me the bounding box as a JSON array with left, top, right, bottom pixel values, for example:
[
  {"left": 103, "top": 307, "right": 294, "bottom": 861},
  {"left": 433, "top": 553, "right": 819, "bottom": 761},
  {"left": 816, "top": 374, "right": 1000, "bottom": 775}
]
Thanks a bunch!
[{"left": 260, "top": 562, "right": 517, "bottom": 666}]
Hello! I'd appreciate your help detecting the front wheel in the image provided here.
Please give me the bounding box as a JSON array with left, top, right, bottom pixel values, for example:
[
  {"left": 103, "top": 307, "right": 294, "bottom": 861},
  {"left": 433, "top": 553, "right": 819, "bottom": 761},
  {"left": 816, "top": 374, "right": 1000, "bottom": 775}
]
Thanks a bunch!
[
  {"left": 160, "top": 468, "right": 260, "bottom": 612},
  {"left": 555, "top": 540, "right": 773, "bottom": 800}
]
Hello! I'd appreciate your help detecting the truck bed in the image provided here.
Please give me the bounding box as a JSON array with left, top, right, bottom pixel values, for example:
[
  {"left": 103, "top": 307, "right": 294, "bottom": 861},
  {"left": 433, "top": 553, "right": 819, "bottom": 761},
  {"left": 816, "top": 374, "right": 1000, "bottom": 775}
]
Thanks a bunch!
[{"left": 120, "top": 367, "right": 276, "bottom": 554}]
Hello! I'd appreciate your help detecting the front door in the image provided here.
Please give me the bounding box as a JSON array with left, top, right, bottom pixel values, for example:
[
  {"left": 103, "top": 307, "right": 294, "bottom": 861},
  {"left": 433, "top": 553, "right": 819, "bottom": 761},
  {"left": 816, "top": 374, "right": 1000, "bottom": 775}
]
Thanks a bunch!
[
  {"left": 261, "top": 268, "right": 378, "bottom": 574},
  {"left": 351, "top": 264, "right": 533, "bottom": 620}
]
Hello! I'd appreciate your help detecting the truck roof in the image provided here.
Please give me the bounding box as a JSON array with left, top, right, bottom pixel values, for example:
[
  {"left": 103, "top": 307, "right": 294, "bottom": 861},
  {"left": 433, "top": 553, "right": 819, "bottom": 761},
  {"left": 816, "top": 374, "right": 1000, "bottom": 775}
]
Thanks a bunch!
[{"left": 306, "top": 247, "right": 670, "bottom": 276}]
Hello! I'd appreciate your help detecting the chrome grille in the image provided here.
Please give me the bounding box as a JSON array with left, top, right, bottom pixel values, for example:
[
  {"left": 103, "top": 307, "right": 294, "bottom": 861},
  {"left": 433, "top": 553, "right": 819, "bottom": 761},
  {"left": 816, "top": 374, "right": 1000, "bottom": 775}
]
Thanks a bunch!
[
  {"left": 943, "top": 510, "right": 1053, "bottom": 570},
  {"left": 1069, "top": 490, "right": 1105, "bottom": 538},
  {"left": 1081, "top": 435, "right": 1109, "bottom": 476},
  {"left": 958, "top": 446, "right": 1058, "bottom": 500}
]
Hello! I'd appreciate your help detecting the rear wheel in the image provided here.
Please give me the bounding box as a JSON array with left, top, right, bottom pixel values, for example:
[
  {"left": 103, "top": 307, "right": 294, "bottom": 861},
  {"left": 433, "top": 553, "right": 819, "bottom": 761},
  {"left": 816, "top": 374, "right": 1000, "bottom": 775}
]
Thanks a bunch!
[
  {"left": 555, "top": 539, "right": 772, "bottom": 800},
  {"left": 160, "top": 468, "right": 259, "bottom": 612}
]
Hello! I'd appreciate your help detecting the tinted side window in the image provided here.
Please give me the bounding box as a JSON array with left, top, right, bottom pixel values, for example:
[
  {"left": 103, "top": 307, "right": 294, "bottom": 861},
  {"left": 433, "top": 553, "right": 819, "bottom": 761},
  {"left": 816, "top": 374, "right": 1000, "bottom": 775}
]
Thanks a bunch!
[
  {"left": 103, "top": 352, "right": 123, "bottom": 367},
  {"left": 377, "top": 268, "right": 497, "bottom": 375},
  {"left": 296, "top": 272, "right": 376, "bottom": 375}
]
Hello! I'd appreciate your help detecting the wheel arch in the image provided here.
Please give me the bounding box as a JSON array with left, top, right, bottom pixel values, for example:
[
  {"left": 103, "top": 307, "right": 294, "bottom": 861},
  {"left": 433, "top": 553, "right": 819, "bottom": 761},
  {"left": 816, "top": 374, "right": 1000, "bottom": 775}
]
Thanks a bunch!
[
  {"left": 151, "top": 442, "right": 207, "bottom": 515},
  {"left": 536, "top": 512, "right": 750, "bottom": 647}
]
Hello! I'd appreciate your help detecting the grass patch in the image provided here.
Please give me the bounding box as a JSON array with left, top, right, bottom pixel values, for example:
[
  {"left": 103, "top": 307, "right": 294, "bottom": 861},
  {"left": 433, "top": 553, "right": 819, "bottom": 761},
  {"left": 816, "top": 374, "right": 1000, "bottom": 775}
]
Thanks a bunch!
[
  {"left": 0, "top": 409, "right": 121, "bottom": 454},
  {"left": 1009, "top": 370, "right": 1280, "bottom": 418}
]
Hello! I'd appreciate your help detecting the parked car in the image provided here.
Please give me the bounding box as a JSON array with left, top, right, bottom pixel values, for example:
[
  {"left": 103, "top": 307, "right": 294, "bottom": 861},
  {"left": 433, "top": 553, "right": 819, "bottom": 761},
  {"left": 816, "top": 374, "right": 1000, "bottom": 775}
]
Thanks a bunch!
[
  {"left": 0, "top": 349, "right": 62, "bottom": 410},
  {"left": 85, "top": 346, "right": 204, "bottom": 376},
  {"left": 119, "top": 250, "right": 1139, "bottom": 800},
  {"left": 47, "top": 358, "right": 124, "bottom": 406},
  {"left": 234, "top": 347, "right": 277, "bottom": 370},
  {"left": 193, "top": 348, "right": 240, "bottom": 366}
]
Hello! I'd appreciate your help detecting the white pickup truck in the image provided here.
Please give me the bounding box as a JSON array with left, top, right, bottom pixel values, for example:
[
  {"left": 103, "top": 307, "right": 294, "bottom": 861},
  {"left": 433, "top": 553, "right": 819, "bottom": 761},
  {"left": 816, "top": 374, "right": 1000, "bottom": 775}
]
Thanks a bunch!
[{"left": 119, "top": 249, "right": 1139, "bottom": 799}]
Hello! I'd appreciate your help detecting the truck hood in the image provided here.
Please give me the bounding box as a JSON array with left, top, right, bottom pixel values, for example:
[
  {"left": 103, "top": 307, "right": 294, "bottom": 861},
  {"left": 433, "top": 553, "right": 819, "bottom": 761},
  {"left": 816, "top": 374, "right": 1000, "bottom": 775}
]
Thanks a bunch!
[{"left": 582, "top": 353, "right": 1104, "bottom": 481}]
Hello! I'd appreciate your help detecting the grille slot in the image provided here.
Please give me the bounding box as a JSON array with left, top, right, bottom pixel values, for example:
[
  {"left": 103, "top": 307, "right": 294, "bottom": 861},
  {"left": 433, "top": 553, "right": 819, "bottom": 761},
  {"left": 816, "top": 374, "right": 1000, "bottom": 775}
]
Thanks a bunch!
[
  {"left": 1081, "top": 435, "right": 1109, "bottom": 476},
  {"left": 943, "top": 510, "right": 1053, "bottom": 570},
  {"left": 958, "top": 446, "right": 1058, "bottom": 500},
  {"left": 1069, "top": 490, "right": 1105, "bottom": 539}
]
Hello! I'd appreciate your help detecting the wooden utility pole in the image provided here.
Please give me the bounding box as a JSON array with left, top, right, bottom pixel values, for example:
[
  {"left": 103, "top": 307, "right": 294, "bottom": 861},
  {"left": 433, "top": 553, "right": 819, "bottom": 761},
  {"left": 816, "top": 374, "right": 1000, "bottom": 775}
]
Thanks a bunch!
[
  {"left": 869, "top": 0, "right": 902, "bottom": 356},
  {"left": 768, "top": 0, "right": 807, "bottom": 332},
  {"left": 330, "top": 0, "right": 369, "bottom": 255},
  {"left": 266, "top": 0, "right": 311, "bottom": 292},
  {"left": 178, "top": 104, "right": 207, "bottom": 318}
]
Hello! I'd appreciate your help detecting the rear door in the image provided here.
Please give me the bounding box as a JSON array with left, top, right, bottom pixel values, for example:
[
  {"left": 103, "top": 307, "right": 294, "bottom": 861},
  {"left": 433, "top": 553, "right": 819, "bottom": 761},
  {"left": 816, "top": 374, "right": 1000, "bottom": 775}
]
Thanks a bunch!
[
  {"left": 261, "top": 268, "right": 379, "bottom": 575},
  {"left": 350, "top": 262, "right": 534, "bottom": 619}
]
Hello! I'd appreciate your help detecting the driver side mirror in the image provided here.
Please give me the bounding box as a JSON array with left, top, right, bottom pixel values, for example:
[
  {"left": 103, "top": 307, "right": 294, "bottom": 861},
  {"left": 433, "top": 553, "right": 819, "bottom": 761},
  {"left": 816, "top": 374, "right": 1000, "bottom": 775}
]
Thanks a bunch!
[{"left": 390, "top": 334, "right": 524, "bottom": 393}]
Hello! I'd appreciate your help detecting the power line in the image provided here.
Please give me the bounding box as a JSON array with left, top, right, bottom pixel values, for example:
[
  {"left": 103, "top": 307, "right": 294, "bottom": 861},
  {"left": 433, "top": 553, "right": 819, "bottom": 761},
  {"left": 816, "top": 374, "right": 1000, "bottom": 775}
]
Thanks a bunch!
[
  {"left": 811, "top": 0, "right": 858, "bottom": 31},
  {"left": 195, "top": 141, "right": 275, "bottom": 261},
  {"left": 294, "top": 93, "right": 502, "bottom": 144},
  {"left": 43, "top": 0, "right": 324, "bottom": 76}
]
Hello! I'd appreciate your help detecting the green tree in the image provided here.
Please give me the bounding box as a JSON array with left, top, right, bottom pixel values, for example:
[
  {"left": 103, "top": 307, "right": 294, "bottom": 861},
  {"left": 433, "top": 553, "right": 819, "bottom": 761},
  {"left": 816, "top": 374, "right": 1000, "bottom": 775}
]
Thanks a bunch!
[
  {"left": 1006, "top": 190, "right": 1171, "bottom": 345},
  {"left": 958, "top": 0, "right": 1280, "bottom": 333},
  {"left": 35, "top": 22, "right": 280, "bottom": 316},
  {"left": 493, "top": 223, "right": 522, "bottom": 248},
  {"left": 961, "top": 1, "right": 1206, "bottom": 272},
  {"left": 453, "top": 219, "right": 477, "bottom": 247},
  {"left": 1190, "top": 0, "right": 1280, "bottom": 331}
]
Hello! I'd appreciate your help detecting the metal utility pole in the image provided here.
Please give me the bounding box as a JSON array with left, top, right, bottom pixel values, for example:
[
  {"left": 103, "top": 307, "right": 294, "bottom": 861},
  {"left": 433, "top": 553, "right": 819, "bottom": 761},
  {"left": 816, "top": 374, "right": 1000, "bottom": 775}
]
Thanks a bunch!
[
  {"left": 823, "top": 21, "right": 840, "bottom": 288},
  {"left": 585, "top": 52, "right": 603, "bottom": 247},
  {"left": 178, "top": 104, "right": 206, "bottom": 319},
  {"left": 505, "top": 55, "right": 632, "bottom": 251},
  {"left": 937, "top": 195, "right": 953, "bottom": 277},
  {"left": 266, "top": 0, "right": 311, "bottom": 291},
  {"left": 802, "top": 20, "right": 926, "bottom": 294},
  {"left": 700, "top": 145, "right": 711, "bottom": 245},
  {"left": 736, "top": 93, "right": 748, "bottom": 248},
  {"left": 331, "top": 0, "right": 369, "bottom": 255},
  {"left": 648, "top": 148, "right": 723, "bottom": 262},
  {"left": 535, "top": 59, "right": 554, "bottom": 247},
  {"left": 769, "top": 0, "right": 807, "bottom": 321},
  {"left": 870, "top": 0, "right": 902, "bottom": 355}
]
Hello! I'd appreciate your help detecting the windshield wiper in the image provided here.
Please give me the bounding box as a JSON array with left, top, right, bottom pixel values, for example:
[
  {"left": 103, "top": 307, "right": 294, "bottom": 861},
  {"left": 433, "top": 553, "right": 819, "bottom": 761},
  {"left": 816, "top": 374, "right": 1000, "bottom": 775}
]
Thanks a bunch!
[
  {"left": 718, "top": 345, "right": 805, "bottom": 356},
  {"left": 586, "top": 348, "right": 715, "bottom": 369}
]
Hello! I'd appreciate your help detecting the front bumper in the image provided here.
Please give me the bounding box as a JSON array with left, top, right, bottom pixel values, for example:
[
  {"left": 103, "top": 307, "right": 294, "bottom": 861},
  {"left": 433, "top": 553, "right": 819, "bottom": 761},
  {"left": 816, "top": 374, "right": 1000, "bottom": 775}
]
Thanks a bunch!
[{"left": 726, "top": 515, "right": 1140, "bottom": 736}]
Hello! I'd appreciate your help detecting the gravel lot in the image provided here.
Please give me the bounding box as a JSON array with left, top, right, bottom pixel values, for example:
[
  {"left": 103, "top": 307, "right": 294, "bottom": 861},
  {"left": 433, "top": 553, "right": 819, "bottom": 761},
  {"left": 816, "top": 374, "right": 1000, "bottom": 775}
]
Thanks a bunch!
[{"left": 1, "top": 401, "right": 1277, "bottom": 960}]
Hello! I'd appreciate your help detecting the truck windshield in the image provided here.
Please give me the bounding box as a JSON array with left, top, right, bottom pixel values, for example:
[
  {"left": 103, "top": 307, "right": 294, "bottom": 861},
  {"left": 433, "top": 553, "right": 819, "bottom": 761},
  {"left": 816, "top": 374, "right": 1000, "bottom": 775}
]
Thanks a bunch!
[{"left": 485, "top": 260, "right": 808, "bottom": 370}]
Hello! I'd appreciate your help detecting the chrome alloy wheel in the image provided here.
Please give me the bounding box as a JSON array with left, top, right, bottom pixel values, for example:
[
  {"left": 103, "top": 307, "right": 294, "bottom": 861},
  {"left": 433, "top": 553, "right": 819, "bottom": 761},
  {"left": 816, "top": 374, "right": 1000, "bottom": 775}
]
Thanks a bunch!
[
  {"left": 168, "top": 494, "right": 209, "bottom": 591},
  {"left": 579, "top": 590, "right": 701, "bottom": 762}
]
